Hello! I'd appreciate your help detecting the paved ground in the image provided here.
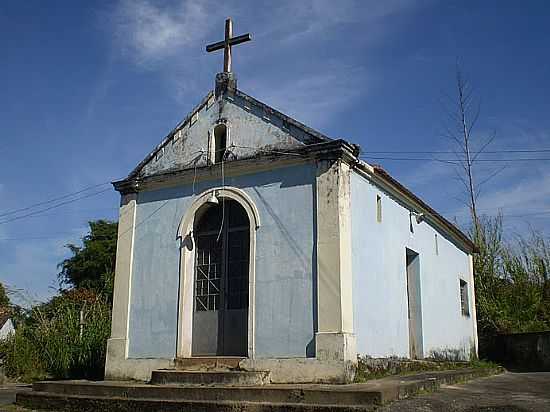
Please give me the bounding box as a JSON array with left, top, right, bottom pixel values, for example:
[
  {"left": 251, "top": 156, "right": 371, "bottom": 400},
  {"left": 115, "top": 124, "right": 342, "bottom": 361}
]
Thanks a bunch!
[{"left": 379, "top": 372, "right": 550, "bottom": 412}]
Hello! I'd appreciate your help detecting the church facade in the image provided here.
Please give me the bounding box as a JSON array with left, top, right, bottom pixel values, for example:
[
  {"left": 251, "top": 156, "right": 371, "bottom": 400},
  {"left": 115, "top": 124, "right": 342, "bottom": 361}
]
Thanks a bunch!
[{"left": 105, "top": 71, "right": 478, "bottom": 384}]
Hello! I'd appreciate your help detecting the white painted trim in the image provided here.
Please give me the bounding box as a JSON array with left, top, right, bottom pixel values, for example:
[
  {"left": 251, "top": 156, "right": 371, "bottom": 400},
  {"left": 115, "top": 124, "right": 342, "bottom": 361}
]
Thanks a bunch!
[
  {"left": 469, "top": 254, "right": 479, "bottom": 357},
  {"left": 124, "top": 198, "right": 138, "bottom": 357},
  {"left": 176, "top": 186, "right": 260, "bottom": 359}
]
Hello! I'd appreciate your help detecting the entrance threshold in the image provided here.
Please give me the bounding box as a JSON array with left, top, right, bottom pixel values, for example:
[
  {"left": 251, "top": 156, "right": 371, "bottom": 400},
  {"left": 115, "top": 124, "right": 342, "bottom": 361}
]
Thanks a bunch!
[{"left": 175, "top": 357, "right": 246, "bottom": 371}]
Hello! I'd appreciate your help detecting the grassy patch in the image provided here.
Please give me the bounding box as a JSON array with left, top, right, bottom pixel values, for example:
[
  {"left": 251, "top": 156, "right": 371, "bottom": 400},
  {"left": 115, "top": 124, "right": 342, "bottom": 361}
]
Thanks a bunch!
[{"left": 354, "top": 355, "right": 500, "bottom": 383}]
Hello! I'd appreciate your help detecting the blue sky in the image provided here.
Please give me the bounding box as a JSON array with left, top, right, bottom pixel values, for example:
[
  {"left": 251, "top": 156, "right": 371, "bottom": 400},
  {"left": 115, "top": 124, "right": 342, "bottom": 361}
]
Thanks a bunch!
[{"left": 1, "top": 0, "right": 549, "bottom": 303}]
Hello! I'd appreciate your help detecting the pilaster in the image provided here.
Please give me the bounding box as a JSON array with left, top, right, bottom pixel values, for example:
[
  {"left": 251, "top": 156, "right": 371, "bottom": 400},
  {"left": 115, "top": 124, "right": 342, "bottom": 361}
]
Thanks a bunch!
[
  {"left": 315, "top": 159, "right": 356, "bottom": 364},
  {"left": 105, "top": 192, "right": 137, "bottom": 377}
]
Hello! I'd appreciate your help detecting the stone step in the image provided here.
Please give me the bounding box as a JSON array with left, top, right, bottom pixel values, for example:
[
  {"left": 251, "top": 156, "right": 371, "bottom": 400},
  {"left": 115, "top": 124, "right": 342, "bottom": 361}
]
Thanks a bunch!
[
  {"left": 150, "top": 370, "right": 271, "bottom": 386},
  {"left": 30, "top": 380, "right": 381, "bottom": 405},
  {"left": 17, "top": 368, "right": 502, "bottom": 412},
  {"left": 175, "top": 356, "right": 244, "bottom": 370},
  {"left": 17, "top": 391, "right": 372, "bottom": 412}
]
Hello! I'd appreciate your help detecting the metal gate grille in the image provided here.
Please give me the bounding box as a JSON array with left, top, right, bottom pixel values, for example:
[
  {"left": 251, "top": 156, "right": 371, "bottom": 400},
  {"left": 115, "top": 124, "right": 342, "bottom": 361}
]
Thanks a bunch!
[{"left": 195, "top": 234, "right": 222, "bottom": 311}]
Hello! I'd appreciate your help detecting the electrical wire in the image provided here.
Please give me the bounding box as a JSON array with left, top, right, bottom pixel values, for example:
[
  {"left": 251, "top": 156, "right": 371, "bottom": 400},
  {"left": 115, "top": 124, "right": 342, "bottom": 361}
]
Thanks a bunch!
[
  {"left": 0, "top": 181, "right": 112, "bottom": 218},
  {"left": 230, "top": 144, "right": 306, "bottom": 157},
  {"left": 360, "top": 156, "right": 550, "bottom": 163},
  {"left": 2, "top": 145, "right": 548, "bottom": 230},
  {"left": 365, "top": 149, "right": 550, "bottom": 154},
  {"left": 0, "top": 188, "right": 112, "bottom": 225},
  {"left": 216, "top": 149, "right": 227, "bottom": 243}
]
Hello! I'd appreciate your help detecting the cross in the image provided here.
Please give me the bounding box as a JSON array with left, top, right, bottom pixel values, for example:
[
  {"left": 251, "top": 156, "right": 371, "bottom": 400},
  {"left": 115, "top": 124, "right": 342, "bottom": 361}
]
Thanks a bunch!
[{"left": 206, "top": 18, "right": 252, "bottom": 73}]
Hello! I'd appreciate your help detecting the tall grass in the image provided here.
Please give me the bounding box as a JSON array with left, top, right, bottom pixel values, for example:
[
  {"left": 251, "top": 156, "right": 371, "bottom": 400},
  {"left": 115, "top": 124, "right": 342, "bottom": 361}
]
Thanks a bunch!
[
  {"left": 473, "top": 217, "right": 550, "bottom": 356},
  {"left": 0, "top": 289, "right": 111, "bottom": 381}
]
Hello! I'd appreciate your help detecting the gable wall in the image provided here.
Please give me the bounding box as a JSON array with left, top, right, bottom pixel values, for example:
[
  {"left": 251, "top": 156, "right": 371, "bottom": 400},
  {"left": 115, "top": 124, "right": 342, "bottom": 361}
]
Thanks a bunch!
[
  {"left": 141, "top": 96, "right": 310, "bottom": 178},
  {"left": 350, "top": 171, "right": 477, "bottom": 359},
  {"left": 127, "top": 163, "right": 317, "bottom": 359}
]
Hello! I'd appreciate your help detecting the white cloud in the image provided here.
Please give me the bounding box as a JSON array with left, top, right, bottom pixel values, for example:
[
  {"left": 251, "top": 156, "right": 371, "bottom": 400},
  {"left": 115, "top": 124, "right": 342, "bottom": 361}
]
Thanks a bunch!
[
  {"left": 269, "top": 0, "right": 422, "bottom": 43},
  {"left": 475, "top": 170, "right": 550, "bottom": 216},
  {"left": 112, "top": 0, "right": 211, "bottom": 66},
  {"left": 107, "top": 0, "right": 423, "bottom": 114},
  {"left": 0, "top": 238, "right": 69, "bottom": 305},
  {"left": 246, "top": 63, "right": 367, "bottom": 129}
]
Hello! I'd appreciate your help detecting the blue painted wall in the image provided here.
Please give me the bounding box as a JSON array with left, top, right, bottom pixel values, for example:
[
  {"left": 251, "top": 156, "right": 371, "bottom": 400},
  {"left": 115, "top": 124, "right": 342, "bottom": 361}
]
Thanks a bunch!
[
  {"left": 350, "top": 171, "right": 477, "bottom": 359},
  {"left": 127, "top": 163, "right": 317, "bottom": 359}
]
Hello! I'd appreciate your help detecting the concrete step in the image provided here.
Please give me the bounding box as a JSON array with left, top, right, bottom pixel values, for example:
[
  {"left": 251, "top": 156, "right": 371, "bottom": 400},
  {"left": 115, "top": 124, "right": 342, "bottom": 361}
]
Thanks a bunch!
[
  {"left": 17, "top": 368, "right": 503, "bottom": 412},
  {"left": 175, "top": 356, "right": 244, "bottom": 370},
  {"left": 150, "top": 369, "right": 271, "bottom": 386},
  {"left": 30, "top": 380, "right": 381, "bottom": 405},
  {"left": 17, "top": 391, "right": 373, "bottom": 412}
]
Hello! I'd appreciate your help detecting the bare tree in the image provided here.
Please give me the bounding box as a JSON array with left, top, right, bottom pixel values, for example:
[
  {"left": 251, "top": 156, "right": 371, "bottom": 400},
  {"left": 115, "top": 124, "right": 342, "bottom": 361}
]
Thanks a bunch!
[{"left": 442, "top": 64, "right": 498, "bottom": 237}]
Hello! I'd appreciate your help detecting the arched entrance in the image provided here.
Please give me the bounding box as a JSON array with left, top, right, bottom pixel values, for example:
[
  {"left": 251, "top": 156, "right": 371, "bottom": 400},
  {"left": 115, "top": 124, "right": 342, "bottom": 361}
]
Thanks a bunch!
[
  {"left": 192, "top": 199, "right": 250, "bottom": 356},
  {"left": 177, "top": 187, "right": 260, "bottom": 359}
]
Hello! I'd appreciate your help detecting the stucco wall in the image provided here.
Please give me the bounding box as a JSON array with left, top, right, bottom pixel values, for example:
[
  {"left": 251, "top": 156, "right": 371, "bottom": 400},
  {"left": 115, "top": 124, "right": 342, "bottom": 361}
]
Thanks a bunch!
[
  {"left": 141, "top": 95, "right": 310, "bottom": 178},
  {"left": 350, "top": 171, "right": 476, "bottom": 359},
  {"left": 127, "top": 163, "right": 316, "bottom": 359}
]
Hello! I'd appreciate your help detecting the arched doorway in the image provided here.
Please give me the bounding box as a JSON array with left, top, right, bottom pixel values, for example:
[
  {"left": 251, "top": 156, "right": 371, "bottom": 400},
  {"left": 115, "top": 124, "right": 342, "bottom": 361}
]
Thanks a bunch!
[{"left": 191, "top": 198, "right": 250, "bottom": 356}]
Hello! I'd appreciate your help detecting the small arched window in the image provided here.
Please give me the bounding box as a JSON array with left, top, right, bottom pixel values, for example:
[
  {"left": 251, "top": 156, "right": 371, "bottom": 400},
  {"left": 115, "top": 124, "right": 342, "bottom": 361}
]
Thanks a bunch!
[{"left": 213, "top": 124, "right": 227, "bottom": 163}]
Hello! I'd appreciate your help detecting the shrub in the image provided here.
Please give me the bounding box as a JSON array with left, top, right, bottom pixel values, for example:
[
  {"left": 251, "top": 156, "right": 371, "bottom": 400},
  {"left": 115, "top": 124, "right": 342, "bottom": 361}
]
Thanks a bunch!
[{"left": 0, "top": 324, "right": 47, "bottom": 382}]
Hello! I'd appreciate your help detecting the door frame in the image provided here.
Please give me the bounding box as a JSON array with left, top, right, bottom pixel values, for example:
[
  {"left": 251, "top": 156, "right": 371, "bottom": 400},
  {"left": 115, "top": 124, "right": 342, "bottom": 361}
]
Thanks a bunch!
[
  {"left": 176, "top": 187, "right": 260, "bottom": 359},
  {"left": 405, "top": 248, "right": 424, "bottom": 359}
]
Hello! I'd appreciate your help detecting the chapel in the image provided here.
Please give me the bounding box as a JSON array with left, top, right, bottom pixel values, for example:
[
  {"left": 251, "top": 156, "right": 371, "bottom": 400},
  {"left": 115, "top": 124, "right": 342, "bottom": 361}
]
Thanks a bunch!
[{"left": 105, "top": 19, "right": 478, "bottom": 384}]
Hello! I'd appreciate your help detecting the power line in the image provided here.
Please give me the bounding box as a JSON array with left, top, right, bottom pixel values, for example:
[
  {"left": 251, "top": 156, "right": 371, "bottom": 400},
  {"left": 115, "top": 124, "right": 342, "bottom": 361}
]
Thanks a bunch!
[
  {"left": 360, "top": 156, "right": 550, "bottom": 163},
  {"left": 0, "top": 232, "right": 83, "bottom": 241},
  {"left": 365, "top": 149, "right": 550, "bottom": 154},
  {"left": 505, "top": 210, "right": 550, "bottom": 218},
  {"left": 0, "top": 181, "right": 112, "bottom": 218},
  {"left": 6, "top": 207, "right": 119, "bottom": 220},
  {"left": 1, "top": 145, "right": 546, "bottom": 229},
  {"left": 446, "top": 210, "right": 550, "bottom": 219},
  {"left": 0, "top": 188, "right": 112, "bottom": 225}
]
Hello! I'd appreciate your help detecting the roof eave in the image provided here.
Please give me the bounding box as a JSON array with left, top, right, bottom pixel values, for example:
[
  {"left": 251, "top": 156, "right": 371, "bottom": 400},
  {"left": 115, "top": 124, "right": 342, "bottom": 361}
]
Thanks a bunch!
[{"left": 352, "top": 160, "right": 477, "bottom": 254}]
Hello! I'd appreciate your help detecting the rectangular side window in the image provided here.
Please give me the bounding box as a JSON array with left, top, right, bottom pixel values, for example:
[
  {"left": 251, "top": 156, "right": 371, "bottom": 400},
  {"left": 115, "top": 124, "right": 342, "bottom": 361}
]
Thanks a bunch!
[
  {"left": 460, "top": 279, "right": 470, "bottom": 317},
  {"left": 376, "top": 195, "right": 382, "bottom": 223},
  {"left": 435, "top": 234, "right": 439, "bottom": 255}
]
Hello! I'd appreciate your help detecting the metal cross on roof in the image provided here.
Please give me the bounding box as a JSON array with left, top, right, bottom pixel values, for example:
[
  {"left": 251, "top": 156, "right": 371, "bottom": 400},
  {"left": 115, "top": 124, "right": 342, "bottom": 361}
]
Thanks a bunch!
[{"left": 206, "top": 18, "right": 252, "bottom": 73}]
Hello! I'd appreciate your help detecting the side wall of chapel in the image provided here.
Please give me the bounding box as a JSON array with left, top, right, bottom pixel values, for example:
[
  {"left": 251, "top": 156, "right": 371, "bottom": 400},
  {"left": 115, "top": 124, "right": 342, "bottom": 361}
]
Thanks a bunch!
[{"left": 350, "top": 170, "right": 478, "bottom": 360}]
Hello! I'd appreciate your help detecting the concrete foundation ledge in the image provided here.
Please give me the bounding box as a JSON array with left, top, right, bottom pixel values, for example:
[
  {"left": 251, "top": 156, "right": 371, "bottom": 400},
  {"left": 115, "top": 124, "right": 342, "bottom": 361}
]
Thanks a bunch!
[
  {"left": 239, "top": 357, "right": 355, "bottom": 384},
  {"left": 17, "top": 367, "right": 503, "bottom": 411}
]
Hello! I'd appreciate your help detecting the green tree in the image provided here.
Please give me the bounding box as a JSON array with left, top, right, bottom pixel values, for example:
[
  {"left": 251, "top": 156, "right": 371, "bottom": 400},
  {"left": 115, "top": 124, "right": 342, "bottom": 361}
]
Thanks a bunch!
[{"left": 57, "top": 220, "right": 118, "bottom": 300}]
